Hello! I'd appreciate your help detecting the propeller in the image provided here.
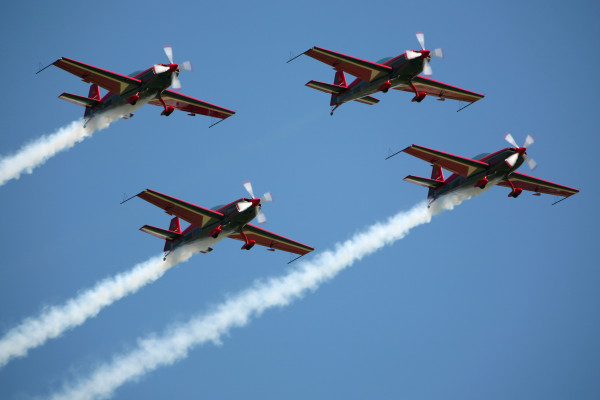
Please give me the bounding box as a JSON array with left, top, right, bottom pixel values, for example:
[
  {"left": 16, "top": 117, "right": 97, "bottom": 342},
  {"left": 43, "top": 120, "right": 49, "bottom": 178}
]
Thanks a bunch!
[
  {"left": 406, "top": 32, "right": 444, "bottom": 76},
  {"left": 243, "top": 181, "right": 273, "bottom": 224},
  {"left": 155, "top": 46, "right": 193, "bottom": 90},
  {"left": 504, "top": 133, "right": 537, "bottom": 170}
]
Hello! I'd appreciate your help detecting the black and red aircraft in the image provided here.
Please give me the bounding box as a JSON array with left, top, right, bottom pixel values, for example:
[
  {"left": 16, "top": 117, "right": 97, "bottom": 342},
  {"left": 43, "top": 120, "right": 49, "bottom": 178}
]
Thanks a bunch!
[
  {"left": 397, "top": 134, "right": 579, "bottom": 204},
  {"left": 42, "top": 46, "right": 235, "bottom": 126},
  {"left": 292, "top": 32, "right": 484, "bottom": 115},
  {"left": 133, "top": 182, "right": 314, "bottom": 262}
]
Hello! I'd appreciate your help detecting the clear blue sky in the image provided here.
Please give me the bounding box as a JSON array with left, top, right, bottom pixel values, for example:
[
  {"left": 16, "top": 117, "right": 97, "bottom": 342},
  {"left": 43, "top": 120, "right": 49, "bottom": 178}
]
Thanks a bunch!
[{"left": 1, "top": 1, "right": 598, "bottom": 399}]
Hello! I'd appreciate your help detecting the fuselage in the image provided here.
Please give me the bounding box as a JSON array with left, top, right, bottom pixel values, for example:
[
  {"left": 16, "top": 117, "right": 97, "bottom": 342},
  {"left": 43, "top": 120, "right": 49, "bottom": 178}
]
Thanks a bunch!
[
  {"left": 86, "top": 66, "right": 177, "bottom": 118},
  {"left": 334, "top": 54, "right": 426, "bottom": 105},
  {"left": 430, "top": 148, "right": 525, "bottom": 199},
  {"left": 165, "top": 198, "right": 261, "bottom": 252}
]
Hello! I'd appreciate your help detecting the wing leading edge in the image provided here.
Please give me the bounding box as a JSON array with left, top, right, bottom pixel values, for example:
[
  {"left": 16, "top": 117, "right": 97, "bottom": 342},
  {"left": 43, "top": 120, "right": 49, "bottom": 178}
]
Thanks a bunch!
[
  {"left": 136, "top": 189, "right": 224, "bottom": 228},
  {"left": 393, "top": 76, "right": 484, "bottom": 103},
  {"left": 403, "top": 145, "right": 489, "bottom": 177},
  {"left": 53, "top": 57, "right": 141, "bottom": 95},
  {"left": 228, "top": 224, "right": 314, "bottom": 256},
  {"left": 498, "top": 172, "right": 579, "bottom": 198},
  {"left": 149, "top": 90, "right": 236, "bottom": 120},
  {"left": 304, "top": 46, "right": 392, "bottom": 82}
]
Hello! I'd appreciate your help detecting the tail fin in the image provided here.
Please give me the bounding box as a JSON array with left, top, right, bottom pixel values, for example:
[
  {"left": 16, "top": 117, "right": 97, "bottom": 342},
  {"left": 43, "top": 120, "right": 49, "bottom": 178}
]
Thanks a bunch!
[
  {"left": 165, "top": 217, "right": 182, "bottom": 251},
  {"left": 330, "top": 71, "right": 347, "bottom": 106},
  {"left": 84, "top": 84, "right": 100, "bottom": 118},
  {"left": 428, "top": 165, "right": 444, "bottom": 199}
]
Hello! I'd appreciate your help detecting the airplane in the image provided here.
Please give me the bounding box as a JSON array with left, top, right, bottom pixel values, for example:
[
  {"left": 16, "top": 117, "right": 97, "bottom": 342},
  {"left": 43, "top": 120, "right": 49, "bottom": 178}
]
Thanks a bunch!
[
  {"left": 290, "top": 32, "right": 484, "bottom": 115},
  {"left": 130, "top": 182, "right": 314, "bottom": 262},
  {"left": 39, "top": 46, "right": 235, "bottom": 126},
  {"left": 395, "top": 134, "right": 579, "bottom": 205}
]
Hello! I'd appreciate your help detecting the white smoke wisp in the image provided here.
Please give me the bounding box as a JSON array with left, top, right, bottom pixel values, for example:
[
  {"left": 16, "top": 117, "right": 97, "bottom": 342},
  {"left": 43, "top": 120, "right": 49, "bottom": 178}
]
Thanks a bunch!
[
  {"left": 0, "top": 101, "right": 147, "bottom": 187},
  {"left": 0, "top": 241, "right": 203, "bottom": 369},
  {"left": 49, "top": 190, "right": 482, "bottom": 400}
]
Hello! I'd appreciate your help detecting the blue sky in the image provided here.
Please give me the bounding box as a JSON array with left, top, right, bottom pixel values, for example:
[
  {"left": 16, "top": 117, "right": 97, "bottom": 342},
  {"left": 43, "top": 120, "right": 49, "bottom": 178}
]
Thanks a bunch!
[{"left": 0, "top": 1, "right": 598, "bottom": 399}]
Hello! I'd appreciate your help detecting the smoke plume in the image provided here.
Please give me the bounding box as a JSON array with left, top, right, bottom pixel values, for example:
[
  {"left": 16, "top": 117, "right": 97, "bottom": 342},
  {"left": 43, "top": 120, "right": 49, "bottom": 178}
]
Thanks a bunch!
[{"left": 0, "top": 241, "right": 203, "bottom": 369}]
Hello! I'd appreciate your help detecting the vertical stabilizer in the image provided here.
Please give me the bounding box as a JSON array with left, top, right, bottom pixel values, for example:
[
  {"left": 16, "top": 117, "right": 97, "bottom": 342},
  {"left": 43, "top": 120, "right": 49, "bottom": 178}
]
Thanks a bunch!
[
  {"left": 330, "top": 71, "right": 347, "bottom": 106},
  {"left": 84, "top": 84, "right": 100, "bottom": 118},
  {"left": 428, "top": 165, "right": 444, "bottom": 199},
  {"left": 164, "top": 217, "right": 182, "bottom": 251}
]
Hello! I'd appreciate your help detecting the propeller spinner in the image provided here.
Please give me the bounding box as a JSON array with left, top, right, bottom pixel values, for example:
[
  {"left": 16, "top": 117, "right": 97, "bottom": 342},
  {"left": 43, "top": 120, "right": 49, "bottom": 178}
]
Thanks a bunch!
[
  {"left": 243, "top": 181, "right": 273, "bottom": 224},
  {"left": 406, "top": 31, "right": 444, "bottom": 76},
  {"left": 504, "top": 133, "right": 537, "bottom": 170}
]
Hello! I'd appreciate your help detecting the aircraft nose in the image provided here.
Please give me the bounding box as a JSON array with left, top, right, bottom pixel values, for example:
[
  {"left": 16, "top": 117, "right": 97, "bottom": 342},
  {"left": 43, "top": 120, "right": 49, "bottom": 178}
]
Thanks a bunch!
[
  {"left": 168, "top": 63, "right": 178, "bottom": 72},
  {"left": 420, "top": 50, "right": 430, "bottom": 59}
]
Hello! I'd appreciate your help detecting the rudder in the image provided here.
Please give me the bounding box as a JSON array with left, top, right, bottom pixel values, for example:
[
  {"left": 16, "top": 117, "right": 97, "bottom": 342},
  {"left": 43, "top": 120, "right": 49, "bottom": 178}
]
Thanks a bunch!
[
  {"left": 165, "top": 217, "right": 182, "bottom": 251},
  {"left": 428, "top": 165, "right": 444, "bottom": 199},
  {"left": 84, "top": 84, "right": 100, "bottom": 118},
  {"left": 330, "top": 71, "right": 347, "bottom": 106}
]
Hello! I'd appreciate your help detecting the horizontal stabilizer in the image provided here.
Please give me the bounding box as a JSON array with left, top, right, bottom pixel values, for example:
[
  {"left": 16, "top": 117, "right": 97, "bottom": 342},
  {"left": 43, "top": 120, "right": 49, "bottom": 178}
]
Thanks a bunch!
[
  {"left": 354, "top": 96, "right": 379, "bottom": 105},
  {"left": 403, "top": 175, "right": 445, "bottom": 189},
  {"left": 58, "top": 92, "right": 101, "bottom": 108},
  {"left": 140, "top": 225, "right": 182, "bottom": 241},
  {"left": 305, "top": 80, "right": 346, "bottom": 95}
]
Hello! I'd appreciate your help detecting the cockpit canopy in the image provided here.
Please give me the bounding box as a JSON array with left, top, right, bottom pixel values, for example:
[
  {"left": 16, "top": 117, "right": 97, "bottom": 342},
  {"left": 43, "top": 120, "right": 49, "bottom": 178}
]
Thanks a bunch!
[{"left": 377, "top": 56, "right": 392, "bottom": 64}]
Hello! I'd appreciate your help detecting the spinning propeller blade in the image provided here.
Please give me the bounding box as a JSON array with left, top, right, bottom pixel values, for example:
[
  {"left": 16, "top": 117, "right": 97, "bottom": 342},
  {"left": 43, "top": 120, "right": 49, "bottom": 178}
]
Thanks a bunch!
[
  {"left": 243, "top": 181, "right": 255, "bottom": 198},
  {"left": 171, "top": 74, "right": 181, "bottom": 89},
  {"left": 504, "top": 132, "right": 518, "bottom": 148},
  {"left": 163, "top": 46, "right": 174, "bottom": 64},
  {"left": 180, "top": 61, "right": 193, "bottom": 71},
  {"left": 423, "top": 59, "right": 433, "bottom": 76},
  {"left": 416, "top": 32, "right": 425, "bottom": 50},
  {"left": 505, "top": 153, "right": 519, "bottom": 167}
]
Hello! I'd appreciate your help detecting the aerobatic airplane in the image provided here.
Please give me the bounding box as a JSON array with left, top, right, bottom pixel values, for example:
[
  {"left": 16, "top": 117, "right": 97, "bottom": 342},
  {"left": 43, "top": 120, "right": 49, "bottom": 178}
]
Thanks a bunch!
[
  {"left": 39, "top": 46, "right": 235, "bottom": 126},
  {"left": 130, "top": 182, "right": 314, "bottom": 262},
  {"left": 291, "top": 32, "right": 484, "bottom": 115},
  {"left": 396, "top": 134, "right": 579, "bottom": 205}
]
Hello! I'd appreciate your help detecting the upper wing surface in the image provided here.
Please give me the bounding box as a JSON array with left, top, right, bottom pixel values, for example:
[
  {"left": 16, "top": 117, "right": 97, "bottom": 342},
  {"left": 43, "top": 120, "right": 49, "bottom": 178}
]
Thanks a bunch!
[
  {"left": 305, "top": 46, "right": 392, "bottom": 82},
  {"left": 228, "top": 224, "right": 314, "bottom": 256},
  {"left": 393, "top": 76, "right": 484, "bottom": 103},
  {"left": 149, "top": 90, "right": 236, "bottom": 120},
  {"left": 53, "top": 57, "right": 141, "bottom": 95},
  {"left": 497, "top": 172, "right": 579, "bottom": 197},
  {"left": 403, "top": 145, "right": 488, "bottom": 177},
  {"left": 137, "top": 189, "right": 224, "bottom": 228}
]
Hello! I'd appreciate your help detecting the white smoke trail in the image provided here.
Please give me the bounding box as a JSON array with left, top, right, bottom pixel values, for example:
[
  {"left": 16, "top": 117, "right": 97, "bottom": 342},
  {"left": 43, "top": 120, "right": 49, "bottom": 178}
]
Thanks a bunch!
[
  {"left": 48, "top": 190, "right": 481, "bottom": 400},
  {"left": 0, "top": 241, "right": 203, "bottom": 369},
  {"left": 0, "top": 101, "right": 146, "bottom": 187}
]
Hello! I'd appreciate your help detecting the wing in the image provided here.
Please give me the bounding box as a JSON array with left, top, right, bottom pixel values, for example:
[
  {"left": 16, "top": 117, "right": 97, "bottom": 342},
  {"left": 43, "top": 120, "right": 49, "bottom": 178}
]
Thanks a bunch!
[
  {"left": 53, "top": 57, "right": 141, "bottom": 95},
  {"left": 393, "top": 76, "right": 484, "bottom": 103},
  {"left": 228, "top": 224, "right": 314, "bottom": 256},
  {"left": 497, "top": 172, "right": 579, "bottom": 197},
  {"left": 305, "top": 46, "right": 392, "bottom": 82},
  {"left": 137, "top": 189, "right": 224, "bottom": 228},
  {"left": 148, "top": 90, "right": 235, "bottom": 120},
  {"left": 403, "top": 145, "right": 489, "bottom": 177}
]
